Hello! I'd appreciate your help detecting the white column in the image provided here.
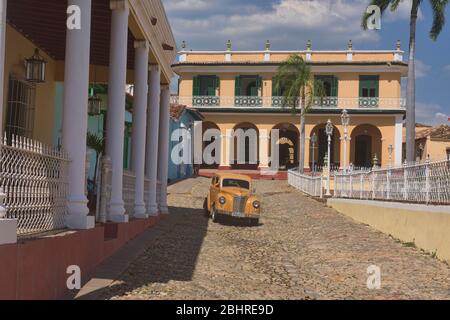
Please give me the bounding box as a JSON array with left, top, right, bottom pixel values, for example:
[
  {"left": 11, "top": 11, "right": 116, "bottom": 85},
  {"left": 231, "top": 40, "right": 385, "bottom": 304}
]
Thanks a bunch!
[
  {"left": 0, "top": 0, "right": 16, "bottom": 244},
  {"left": 145, "top": 64, "right": 161, "bottom": 216},
  {"left": 63, "top": 0, "right": 94, "bottom": 230},
  {"left": 157, "top": 85, "right": 170, "bottom": 214},
  {"left": 394, "top": 114, "right": 403, "bottom": 166},
  {"left": 131, "top": 40, "right": 149, "bottom": 219},
  {"left": 258, "top": 131, "right": 270, "bottom": 169},
  {"left": 105, "top": 0, "right": 129, "bottom": 223}
]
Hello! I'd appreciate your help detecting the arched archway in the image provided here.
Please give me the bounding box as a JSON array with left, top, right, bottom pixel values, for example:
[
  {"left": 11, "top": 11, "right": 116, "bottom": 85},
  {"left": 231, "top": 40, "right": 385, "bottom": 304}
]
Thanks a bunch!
[
  {"left": 231, "top": 122, "right": 259, "bottom": 170},
  {"left": 310, "top": 123, "right": 341, "bottom": 170},
  {"left": 350, "top": 124, "right": 382, "bottom": 168},
  {"left": 270, "top": 123, "right": 299, "bottom": 170},
  {"left": 202, "top": 121, "right": 220, "bottom": 169}
]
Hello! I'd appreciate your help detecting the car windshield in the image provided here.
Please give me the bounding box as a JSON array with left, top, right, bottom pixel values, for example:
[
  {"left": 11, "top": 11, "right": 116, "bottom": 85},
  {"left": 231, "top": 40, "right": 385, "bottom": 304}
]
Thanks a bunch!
[{"left": 222, "top": 179, "right": 250, "bottom": 189}]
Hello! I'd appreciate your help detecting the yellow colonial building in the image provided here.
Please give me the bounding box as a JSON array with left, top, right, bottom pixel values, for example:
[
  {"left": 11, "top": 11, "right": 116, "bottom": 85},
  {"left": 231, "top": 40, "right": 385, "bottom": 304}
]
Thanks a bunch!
[{"left": 173, "top": 40, "right": 407, "bottom": 172}]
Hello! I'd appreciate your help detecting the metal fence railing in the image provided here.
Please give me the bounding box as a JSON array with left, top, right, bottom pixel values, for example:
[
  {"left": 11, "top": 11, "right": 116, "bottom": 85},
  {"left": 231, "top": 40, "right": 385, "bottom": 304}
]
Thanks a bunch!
[
  {"left": 1, "top": 135, "right": 70, "bottom": 236},
  {"left": 288, "top": 169, "right": 323, "bottom": 198},
  {"left": 334, "top": 159, "right": 450, "bottom": 205}
]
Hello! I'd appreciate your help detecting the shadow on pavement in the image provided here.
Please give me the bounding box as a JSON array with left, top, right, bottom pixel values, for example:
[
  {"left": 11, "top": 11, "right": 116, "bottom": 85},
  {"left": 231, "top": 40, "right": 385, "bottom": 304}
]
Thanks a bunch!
[{"left": 75, "top": 206, "right": 209, "bottom": 300}]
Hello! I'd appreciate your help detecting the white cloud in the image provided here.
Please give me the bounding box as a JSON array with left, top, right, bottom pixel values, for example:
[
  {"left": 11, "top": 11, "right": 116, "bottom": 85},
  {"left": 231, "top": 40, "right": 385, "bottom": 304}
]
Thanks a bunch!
[
  {"left": 414, "top": 60, "right": 431, "bottom": 79},
  {"left": 444, "top": 65, "right": 450, "bottom": 75},
  {"left": 384, "top": 0, "right": 424, "bottom": 22},
  {"left": 165, "top": 0, "right": 391, "bottom": 50},
  {"left": 416, "top": 102, "right": 449, "bottom": 125}
]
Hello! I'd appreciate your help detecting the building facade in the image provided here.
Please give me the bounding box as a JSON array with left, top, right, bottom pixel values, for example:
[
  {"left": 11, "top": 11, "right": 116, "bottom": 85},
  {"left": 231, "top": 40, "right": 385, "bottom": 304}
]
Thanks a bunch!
[
  {"left": 0, "top": 0, "right": 176, "bottom": 243},
  {"left": 403, "top": 125, "right": 450, "bottom": 162},
  {"left": 168, "top": 103, "right": 203, "bottom": 183},
  {"left": 172, "top": 41, "right": 407, "bottom": 172}
]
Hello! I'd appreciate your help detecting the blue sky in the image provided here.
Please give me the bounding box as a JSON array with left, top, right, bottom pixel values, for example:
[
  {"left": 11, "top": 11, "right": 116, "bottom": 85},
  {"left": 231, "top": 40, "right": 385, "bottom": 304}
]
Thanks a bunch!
[{"left": 164, "top": 0, "right": 450, "bottom": 125}]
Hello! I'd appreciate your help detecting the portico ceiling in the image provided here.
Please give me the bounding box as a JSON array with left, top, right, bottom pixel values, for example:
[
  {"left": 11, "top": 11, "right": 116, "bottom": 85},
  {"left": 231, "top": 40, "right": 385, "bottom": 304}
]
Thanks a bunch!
[{"left": 6, "top": 0, "right": 135, "bottom": 69}]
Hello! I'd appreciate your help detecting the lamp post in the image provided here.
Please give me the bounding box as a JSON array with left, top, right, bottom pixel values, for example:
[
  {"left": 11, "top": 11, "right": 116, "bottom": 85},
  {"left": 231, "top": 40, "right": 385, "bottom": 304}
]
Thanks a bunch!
[
  {"left": 341, "top": 109, "right": 350, "bottom": 173},
  {"left": 325, "top": 119, "right": 334, "bottom": 196},
  {"left": 311, "top": 132, "right": 318, "bottom": 175}
]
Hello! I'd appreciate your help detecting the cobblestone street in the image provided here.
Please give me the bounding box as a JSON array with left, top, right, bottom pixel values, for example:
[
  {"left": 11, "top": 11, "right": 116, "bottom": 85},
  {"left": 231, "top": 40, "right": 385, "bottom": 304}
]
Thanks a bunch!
[{"left": 99, "top": 178, "right": 450, "bottom": 300}]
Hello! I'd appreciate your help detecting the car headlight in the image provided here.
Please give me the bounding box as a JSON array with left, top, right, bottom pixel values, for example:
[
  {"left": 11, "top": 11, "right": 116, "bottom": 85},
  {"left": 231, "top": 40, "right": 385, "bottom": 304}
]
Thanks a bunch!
[
  {"left": 253, "top": 201, "right": 260, "bottom": 209},
  {"left": 219, "top": 196, "right": 226, "bottom": 205}
]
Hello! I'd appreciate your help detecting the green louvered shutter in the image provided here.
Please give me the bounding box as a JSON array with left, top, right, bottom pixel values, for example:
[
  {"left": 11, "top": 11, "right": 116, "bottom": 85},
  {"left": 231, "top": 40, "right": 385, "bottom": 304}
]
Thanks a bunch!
[
  {"left": 215, "top": 76, "right": 220, "bottom": 95},
  {"left": 235, "top": 76, "right": 241, "bottom": 96},
  {"left": 272, "top": 77, "right": 282, "bottom": 96},
  {"left": 331, "top": 76, "right": 338, "bottom": 97},
  {"left": 359, "top": 75, "right": 379, "bottom": 98},
  {"left": 193, "top": 76, "right": 200, "bottom": 96},
  {"left": 256, "top": 76, "right": 262, "bottom": 96}
]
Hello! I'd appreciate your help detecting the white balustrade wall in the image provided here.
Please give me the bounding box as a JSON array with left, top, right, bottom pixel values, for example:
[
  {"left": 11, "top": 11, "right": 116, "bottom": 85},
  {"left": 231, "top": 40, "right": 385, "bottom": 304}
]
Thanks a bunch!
[
  {"left": 288, "top": 169, "right": 323, "bottom": 198},
  {"left": 334, "top": 160, "right": 450, "bottom": 205},
  {"left": 1, "top": 135, "right": 70, "bottom": 236}
]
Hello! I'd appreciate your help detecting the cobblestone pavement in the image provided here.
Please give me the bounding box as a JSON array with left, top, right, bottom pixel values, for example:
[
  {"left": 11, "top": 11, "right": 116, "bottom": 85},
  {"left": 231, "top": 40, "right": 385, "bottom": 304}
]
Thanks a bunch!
[{"left": 101, "top": 178, "right": 450, "bottom": 300}]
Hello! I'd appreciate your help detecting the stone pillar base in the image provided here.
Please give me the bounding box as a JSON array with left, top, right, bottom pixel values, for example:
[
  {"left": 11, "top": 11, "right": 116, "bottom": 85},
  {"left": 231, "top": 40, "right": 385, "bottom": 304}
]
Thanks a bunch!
[
  {"left": 218, "top": 166, "right": 231, "bottom": 170},
  {"left": 65, "top": 214, "right": 95, "bottom": 230},
  {"left": 134, "top": 213, "right": 148, "bottom": 219},
  {"left": 109, "top": 214, "right": 129, "bottom": 223},
  {"left": 147, "top": 204, "right": 159, "bottom": 216},
  {"left": 0, "top": 219, "right": 17, "bottom": 245},
  {"left": 159, "top": 206, "right": 169, "bottom": 215}
]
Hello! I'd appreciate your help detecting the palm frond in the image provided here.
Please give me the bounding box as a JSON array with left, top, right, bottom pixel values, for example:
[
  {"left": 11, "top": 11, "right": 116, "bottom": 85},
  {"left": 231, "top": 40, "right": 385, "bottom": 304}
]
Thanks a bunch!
[
  {"left": 429, "top": 0, "right": 449, "bottom": 40},
  {"left": 86, "top": 132, "right": 105, "bottom": 155}
]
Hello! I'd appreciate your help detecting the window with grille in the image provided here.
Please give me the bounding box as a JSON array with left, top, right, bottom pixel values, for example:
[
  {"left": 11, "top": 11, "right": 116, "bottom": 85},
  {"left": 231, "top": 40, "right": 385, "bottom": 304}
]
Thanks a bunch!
[{"left": 5, "top": 77, "right": 36, "bottom": 141}]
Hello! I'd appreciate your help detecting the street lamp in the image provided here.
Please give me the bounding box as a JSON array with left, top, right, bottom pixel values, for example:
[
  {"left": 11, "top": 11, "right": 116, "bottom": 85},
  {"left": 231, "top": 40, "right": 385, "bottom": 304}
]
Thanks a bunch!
[
  {"left": 310, "top": 132, "right": 318, "bottom": 175},
  {"left": 341, "top": 109, "right": 350, "bottom": 173},
  {"left": 25, "top": 48, "right": 47, "bottom": 83},
  {"left": 325, "top": 119, "right": 334, "bottom": 196}
]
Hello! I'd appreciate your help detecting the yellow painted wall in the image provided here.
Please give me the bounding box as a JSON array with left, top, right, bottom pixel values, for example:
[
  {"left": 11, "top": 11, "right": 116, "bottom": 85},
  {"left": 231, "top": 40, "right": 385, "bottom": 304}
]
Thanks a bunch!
[
  {"left": 3, "top": 24, "right": 56, "bottom": 145},
  {"left": 328, "top": 199, "right": 450, "bottom": 263},
  {"left": 182, "top": 51, "right": 398, "bottom": 63},
  {"left": 426, "top": 139, "right": 450, "bottom": 161}
]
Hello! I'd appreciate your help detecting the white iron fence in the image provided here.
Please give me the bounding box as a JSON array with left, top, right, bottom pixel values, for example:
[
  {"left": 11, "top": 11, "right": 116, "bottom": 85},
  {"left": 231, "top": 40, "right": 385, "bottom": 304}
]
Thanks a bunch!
[
  {"left": 288, "top": 169, "right": 323, "bottom": 198},
  {"left": 1, "top": 135, "right": 70, "bottom": 236},
  {"left": 334, "top": 160, "right": 450, "bottom": 205}
]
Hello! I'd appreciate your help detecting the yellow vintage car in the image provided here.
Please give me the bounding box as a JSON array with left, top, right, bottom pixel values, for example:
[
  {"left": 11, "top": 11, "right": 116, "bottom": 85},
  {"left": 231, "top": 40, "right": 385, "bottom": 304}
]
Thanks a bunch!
[{"left": 204, "top": 173, "right": 261, "bottom": 225}]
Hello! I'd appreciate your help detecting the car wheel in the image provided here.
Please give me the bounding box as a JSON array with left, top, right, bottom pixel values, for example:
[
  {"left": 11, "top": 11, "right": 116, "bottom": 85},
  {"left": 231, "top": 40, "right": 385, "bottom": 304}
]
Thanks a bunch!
[
  {"left": 203, "top": 198, "right": 209, "bottom": 216},
  {"left": 211, "top": 207, "right": 219, "bottom": 223}
]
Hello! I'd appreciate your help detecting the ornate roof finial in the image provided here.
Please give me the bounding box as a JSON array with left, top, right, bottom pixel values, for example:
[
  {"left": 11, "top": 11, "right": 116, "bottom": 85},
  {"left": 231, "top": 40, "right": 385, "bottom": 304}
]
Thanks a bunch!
[
  {"left": 226, "top": 40, "right": 232, "bottom": 51},
  {"left": 347, "top": 40, "right": 353, "bottom": 51},
  {"left": 181, "top": 40, "right": 187, "bottom": 50},
  {"left": 396, "top": 40, "right": 401, "bottom": 51},
  {"left": 265, "top": 40, "right": 271, "bottom": 51},
  {"left": 306, "top": 40, "right": 312, "bottom": 51}
]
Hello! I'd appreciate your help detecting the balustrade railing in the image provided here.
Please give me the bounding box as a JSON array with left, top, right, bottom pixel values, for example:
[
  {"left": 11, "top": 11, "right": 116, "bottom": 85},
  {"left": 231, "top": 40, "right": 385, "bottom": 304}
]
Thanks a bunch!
[
  {"left": 334, "top": 160, "right": 450, "bottom": 205},
  {"left": 171, "top": 96, "right": 406, "bottom": 109},
  {"left": 1, "top": 135, "right": 70, "bottom": 236},
  {"left": 123, "top": 170, "right": 136, "bottom": 217},
  {"left": 288, "top": 169, "right": 323, "bottom": 198}
]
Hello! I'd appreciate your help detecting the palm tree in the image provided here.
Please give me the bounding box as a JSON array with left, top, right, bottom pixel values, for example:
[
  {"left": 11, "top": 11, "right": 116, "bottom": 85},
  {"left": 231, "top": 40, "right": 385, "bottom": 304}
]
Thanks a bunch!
[
  {"left": 273, "top": 54, "right": 324, "bottom": 173},
  {"left": 362, "top": 0, "right": 448, "bottom": 163},
  {"left": 86, "top": 132, "right": 105, "bottom": 190}
]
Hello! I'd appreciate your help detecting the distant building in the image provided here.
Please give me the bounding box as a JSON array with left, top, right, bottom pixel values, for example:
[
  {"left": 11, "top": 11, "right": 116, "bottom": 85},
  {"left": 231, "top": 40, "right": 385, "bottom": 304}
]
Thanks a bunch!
[
  {"left": 172, "top": 40, "right": 407, "bottom": 171},
  {"left": 403, "top": 124, "right": 450, "bottom": 162},
  {"left": 168, "top": 103, "right": 204, "bottom": 183}
]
